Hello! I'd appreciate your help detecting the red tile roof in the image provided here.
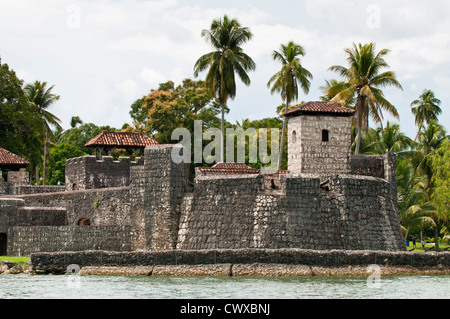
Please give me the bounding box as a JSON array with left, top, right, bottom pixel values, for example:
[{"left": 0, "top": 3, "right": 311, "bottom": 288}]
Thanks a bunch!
[
  {"left": 198, "top": 162, "right": 260, "bottom": 174},
  {"left": 0, "top": 148, "right": 30, "bottom": 167},
  {"left": 284, "top": 101, "right": 355, "bottom": 117},
  {"left": 198, "top": 163, "right": 291, "bottom": 176},
  {"left": 85, "top": 131, "right": 159, "bottom": 148}
]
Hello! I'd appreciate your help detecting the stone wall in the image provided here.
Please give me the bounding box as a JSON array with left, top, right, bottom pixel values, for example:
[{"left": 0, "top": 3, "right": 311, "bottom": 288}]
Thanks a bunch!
[
  {"left": 177, "top": 173, "right": 404, "bottom": 252},
  {"left": 16, "top": 187, "right": 130, "bottom": 226},
  {"left": 30, "top": 249, "right": 450, "bottom": 274},
  {"left": 6, "top": 169, "right": 29, "bottom": 185},
  {"left": 350, "top": 155, "right": 385, "bottom": 178},
  {"left": 0, "top": 198, "right": 23, "bottom": 234},
  {"left": 288, "top": 115, "right": 352, "bottom": 174},
  {"left": 127, "top": 145, "right": 190, "bottom": 251},
  {"left": 144, "top": 145, "right": 189, "bottom": 250},
  {"left": 14, "top": 207, "right": 67, "bottom": 226},
  {"left": 65, "top": 156, "right": 144, "bottom": 191},
  {"left": 8, "top": 185, "right": 66, "bottom": 195},
  {"left": 8, "top": 226, "right": 131, "bottom": 256},
  {"left": 0, "top": 183, "right": 65, "bottom": 196},
  {"left": 178, "top": 174, "right": 264, "bottom": 250}
]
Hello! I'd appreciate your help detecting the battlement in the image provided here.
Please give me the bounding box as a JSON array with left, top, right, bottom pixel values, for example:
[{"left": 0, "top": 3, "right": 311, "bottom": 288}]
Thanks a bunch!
[{"left": 65, "top": 155, "right": 144, "bottom": 191}]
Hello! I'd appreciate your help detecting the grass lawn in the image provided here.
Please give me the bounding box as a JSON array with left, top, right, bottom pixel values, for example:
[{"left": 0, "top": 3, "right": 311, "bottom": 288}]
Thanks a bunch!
[
  {"left": 0, "top": 256, "right": 31, "bottom": 264},
  {"left": 405, "top": 242, "right": 449, "bottom": 252}
]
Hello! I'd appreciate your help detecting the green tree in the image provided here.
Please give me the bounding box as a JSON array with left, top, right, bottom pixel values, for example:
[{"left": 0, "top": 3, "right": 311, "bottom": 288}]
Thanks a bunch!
[
  {"left": 407, "top": 122, "right": 448, "bottom": 251},
  {"left": 127, "top": 79, "right": 219, "bottom": 143},
  {"left": 319, "top": 79, "right": 355, "bottom": 107},
  {"left": 411, "top": 89, "right": 442, "bottom": 133},
  {"left": 194, "top": 15, "right": 256, "bottom": 163},
  {"left": 428, "top": 138, "right": 450, "bottom": 251},
  {"left": 0, "top": 59, "right": 42, "bottom": 168},
  {"left": 267, "top": 41, "right": 313, "bottom": 170},
  {"left": 48, "top": 143, "right": 86, "bottom": 185},
  {"left": 327, "top": 42, "right": 403, "bottom": 154},
  {"left": 235, "top": 117, "right": 286, "bottom": 170},
  {"left": 358, "top": 122, "right": 412, "bottom": 155},
  {"left": 70, "top": 116, "right": 83, "bottom": 128},
  {"left": 58, "top": 122, "right": 116, "bottom": 154},
  {"left": 413, "top": 121, "right": 447, "bottom": 189},
  {"left": 397, "top": 159, "right": 434, "bottom": 242},
  {"left": 24, "top": 81, "right": 61, "bottom": 184}
]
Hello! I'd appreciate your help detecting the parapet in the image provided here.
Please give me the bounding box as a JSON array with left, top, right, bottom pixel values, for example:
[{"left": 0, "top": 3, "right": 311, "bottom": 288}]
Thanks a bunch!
[{"left": 65, "top": 155, "right": 144, "bottom": 191}]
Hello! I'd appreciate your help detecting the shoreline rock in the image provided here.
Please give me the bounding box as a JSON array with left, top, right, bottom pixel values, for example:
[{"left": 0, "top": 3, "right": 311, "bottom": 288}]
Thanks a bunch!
[
  {"left": 77, "top": 263, "right": 450, "bottom": 277},
  {"left": 0, "top": 260, "right": 31, "bottom": 275}
]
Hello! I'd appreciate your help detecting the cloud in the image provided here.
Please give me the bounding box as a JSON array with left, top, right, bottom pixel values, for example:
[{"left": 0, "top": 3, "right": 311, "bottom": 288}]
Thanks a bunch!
[
  {"left": 117, "top": 79, "right": 139, "bottom": 100},
  {"left": 1, "top": 0, "right": 448, "bottom": 137},
  {"left": 139, "top": 68, "right": 170, "bottom": 87}
]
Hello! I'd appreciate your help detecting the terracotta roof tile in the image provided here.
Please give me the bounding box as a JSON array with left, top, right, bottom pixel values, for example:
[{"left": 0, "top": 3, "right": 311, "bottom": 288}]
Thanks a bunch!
[
  {"left": 0, "top": 148, "right": 30, "bottom": 167},
  {"left": 284, "top": 101, "right": 355, "bottom": 117},
  {"left": 85, "top": 131, "right": 159, "bottom": 148},
  {"left": 198, "top": 163, "right": 291, "bottom": 175},
  {"left": 199, "top": 162, "right": 260, "bottom": 174}
]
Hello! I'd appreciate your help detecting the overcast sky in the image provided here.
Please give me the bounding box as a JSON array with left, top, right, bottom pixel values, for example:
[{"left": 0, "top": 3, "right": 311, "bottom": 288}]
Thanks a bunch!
[{"left": 1, "top": 0, "right": 449, "bottom": 138}]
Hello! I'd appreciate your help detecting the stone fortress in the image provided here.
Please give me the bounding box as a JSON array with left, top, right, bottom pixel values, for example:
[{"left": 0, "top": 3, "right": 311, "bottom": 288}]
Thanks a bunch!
[{"left": 0, "top": 101, "right": 406, "bottom": 258}]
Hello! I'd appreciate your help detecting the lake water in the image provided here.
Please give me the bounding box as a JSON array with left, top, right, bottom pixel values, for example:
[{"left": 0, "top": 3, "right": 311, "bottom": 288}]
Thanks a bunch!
[{"left": 1, "top": 274, "right": 449, "bottom": 299}]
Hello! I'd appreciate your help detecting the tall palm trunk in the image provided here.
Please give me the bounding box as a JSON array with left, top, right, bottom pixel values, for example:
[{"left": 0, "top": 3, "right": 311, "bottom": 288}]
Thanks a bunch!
[
  {"left": 434, "top": 222, "right": 441, "bottom": 252},
  {"left": 355, "top": 95, "right": 366, "bottom": 154},
  {"left": 43, "top": 127, "right": 47, "bottom": 185},
  {"left": 278, "top": 101, "right": 289, "bottom": 171},
  {"left": 220, "top": 103, "right": 225, "bottom": 163}
]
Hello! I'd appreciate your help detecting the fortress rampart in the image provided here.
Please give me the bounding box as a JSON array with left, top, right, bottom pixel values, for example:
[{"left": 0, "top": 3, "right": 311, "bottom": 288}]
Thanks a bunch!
[
  {"left": 0, "top": 101, "right": 408, "bottom": 259},
  {"left": 0, "top": 145, "right": 404, "bottom": 256}
]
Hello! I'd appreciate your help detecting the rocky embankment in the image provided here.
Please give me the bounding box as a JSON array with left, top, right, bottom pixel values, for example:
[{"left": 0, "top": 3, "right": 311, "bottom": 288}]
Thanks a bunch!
[{"left": 0, "top": 260, "right": 32, "bottom": 274}]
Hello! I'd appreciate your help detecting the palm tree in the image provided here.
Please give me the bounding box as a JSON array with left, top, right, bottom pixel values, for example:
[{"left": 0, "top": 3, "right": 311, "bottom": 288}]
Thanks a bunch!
[
  {"left": 267, "top": 41, "right": 313, "bottom": 170},
  {"left": 194, "top": 15, "right": 256, "bottom": 163},
  {"left": 376, "top": 122, "right": 413, "bottom": 155},
  {"left": 70, "top": 116, "right": 83, "bottom": 128},
  {"left": 327, "top": 42, "right": 403, "bottom": 154},
  {"left": 413, "top": 121, "right": 447, "bottom": 251},
  {"left": 319, "top": 79, "right": 355, "bottom": 107},
  {"left": 397, "top": 159, "right": 434, "bottom": 243},
  {"left": 24, "top": 81, "right": 61, "bottom": 185},
  {"left": 356, "top": 122, "right": 412, "bottom": 156},
  {"left": 413, "top": 120, "right": 447, "bottom": 188},
  {"left": 411, "top": 89, "right": 442, "bottom": 133}
]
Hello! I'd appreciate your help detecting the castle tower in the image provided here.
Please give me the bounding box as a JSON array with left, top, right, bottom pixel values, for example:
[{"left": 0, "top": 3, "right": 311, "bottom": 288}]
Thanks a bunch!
[{"left": 284, "top": 101, "right": 355, "bottom": 174}]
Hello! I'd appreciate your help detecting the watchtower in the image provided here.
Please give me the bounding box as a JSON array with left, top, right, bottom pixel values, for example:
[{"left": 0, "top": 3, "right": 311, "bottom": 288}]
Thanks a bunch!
[{"left": 284, "top": 101, "right": 355, "bottom": 174}]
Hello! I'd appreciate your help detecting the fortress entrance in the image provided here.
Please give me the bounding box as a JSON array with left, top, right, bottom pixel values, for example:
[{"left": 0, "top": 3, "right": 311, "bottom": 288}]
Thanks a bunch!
[{"left": 0, "top": 233, "right": 7, "bottom": 255}]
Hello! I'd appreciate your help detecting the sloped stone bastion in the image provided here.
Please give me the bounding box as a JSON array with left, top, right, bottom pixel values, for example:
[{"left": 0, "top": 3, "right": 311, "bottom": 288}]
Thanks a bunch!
[{"left": 1, "top": 102, "right": 406, "bottom": 264}]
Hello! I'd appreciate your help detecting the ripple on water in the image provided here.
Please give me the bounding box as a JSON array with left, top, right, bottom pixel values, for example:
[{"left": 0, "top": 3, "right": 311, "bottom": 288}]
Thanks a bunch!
[{"left": 0, "top": 274, "right": 449, "bottom": 299}]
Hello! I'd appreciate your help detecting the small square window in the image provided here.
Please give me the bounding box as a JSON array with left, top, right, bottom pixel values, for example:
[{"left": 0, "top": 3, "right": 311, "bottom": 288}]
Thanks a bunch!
[{"left": 322, "top": 130, "right": 329, "bottom": 142}]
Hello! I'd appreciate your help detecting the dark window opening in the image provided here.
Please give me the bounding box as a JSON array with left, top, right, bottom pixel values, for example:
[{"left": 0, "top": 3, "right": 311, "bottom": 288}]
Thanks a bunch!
[
  {"left": 322, "top": 130, "right": 329, "bottom": 142},
  {"left": 77, "top": 218, "right": 91, "bottom": 226},
  {"left": 270, "top": 179, "right": 278, "bottom": 189},
  {"left": 320, "top": 180, "right": 331, "bottom": 192},
  {"left": 0, "top": 233, "right": 7, "bottom": 255}
]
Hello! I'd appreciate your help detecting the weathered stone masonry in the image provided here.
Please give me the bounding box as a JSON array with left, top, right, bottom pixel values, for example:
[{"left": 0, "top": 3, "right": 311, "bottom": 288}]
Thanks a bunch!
[
  {"left": 31, "top": 249, "right": 450, "bottom": 275},
  {"left": 65, "top": 156, "right": 144, "bottom": 191},
  {"left": 0, "top": 101, "right": 408, "bottom": 259},
  {"left": 176, "top": 171, "right": 404, "bottom": 251}
]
